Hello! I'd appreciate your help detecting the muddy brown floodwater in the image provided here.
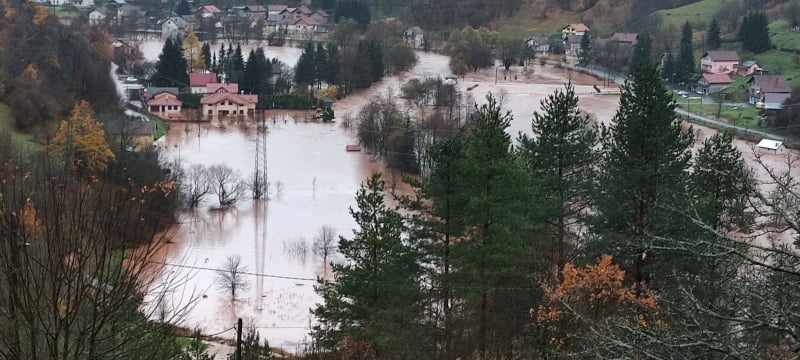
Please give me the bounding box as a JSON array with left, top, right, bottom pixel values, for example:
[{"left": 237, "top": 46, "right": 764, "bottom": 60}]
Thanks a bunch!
[{"left": 148, "top": 48, "right": 800, "bottom": 351}]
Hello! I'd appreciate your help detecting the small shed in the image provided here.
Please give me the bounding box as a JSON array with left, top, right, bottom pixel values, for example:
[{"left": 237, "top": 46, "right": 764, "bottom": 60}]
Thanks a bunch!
[
  {"left": 345, "top": 144, "right": 361, "bottom": 152},
  {"left": 757, "top": 139, "right": 784, "bottom": 153}
]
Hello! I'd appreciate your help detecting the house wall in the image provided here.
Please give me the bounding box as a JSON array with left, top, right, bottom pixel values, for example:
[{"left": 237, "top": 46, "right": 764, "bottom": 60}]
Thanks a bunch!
[
  {"left": 202, "top": 102, "right": 255, "bottom": 116},
  {"left": 701, "top": 58, "right": 738, "bottom": 74},
  {"left": 191, "top": 86, "right": 207, "bottom": 94}
]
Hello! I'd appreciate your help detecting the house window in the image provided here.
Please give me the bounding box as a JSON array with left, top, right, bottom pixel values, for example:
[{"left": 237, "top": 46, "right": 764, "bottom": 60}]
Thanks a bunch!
[{"left": 208, "top": 110, "right": 212, "bottom": 115}]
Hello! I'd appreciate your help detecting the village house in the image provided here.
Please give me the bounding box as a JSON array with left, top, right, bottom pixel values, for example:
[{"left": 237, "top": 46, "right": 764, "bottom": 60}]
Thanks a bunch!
[
  {"left": 268, "top": 4, "right": 287, "bottom": 15},
  {"left": 308, "top": 10, "right": 329, "bottom": 24},
  {"left": 564, "top": 34, "right": 583, "bottom": 57},
  {"left": 562, "top": 23, "right": 589, "bottom": 38},
  {"left": 526, "top": 36, "right": 551, "bottom": 54},
  {"left": 147, "top": 92, "right": 183, "bottom": 119},
  {"left": 748, "top": 75, "right": 791, "bottom": 110},
  {"left": 233, "top": 5, "right": 266, "bottom": 21},
  {"left": 736, "top": 60, "right": 765, "bottom": 76},
  {"left": 198, "top": 5, "right": 221, "bottom": 18},
  {"left": 697, "top": 73, "right": 732, "bottom": 94},
  {"left": 105, "top": 120, "right": 156, "bottom": 151},
  {"left": 74, "top": 0, "right": 95, "bottom": 8},
  {"left": 404, "top": 26, "right": 425, "bottom": 49},
  {"left": 207, "top": 83, "right": 239, "bottom": 94},
  {"left": 189, "top": 73, "right": 218, "bottom": 93},
  {"left": 700, "top": 50, "right": 740, "bottom": 74},
  {"left": 161, "top": 17, "right": 189, "bottom": 40},
  {"left": 88, "top": 8, "right": 107, "bottom": 26},
  {"left": 116, "top": 4, "right": 143, "bottom": 25},
  {"left": 200, "top": 84, "right": 257, "bottom": 117}
]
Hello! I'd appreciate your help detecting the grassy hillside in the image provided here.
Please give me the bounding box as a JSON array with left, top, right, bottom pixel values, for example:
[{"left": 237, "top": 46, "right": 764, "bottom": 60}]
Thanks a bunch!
[{"left": 652, "top": 0, "right": 725, "bottom": 28}]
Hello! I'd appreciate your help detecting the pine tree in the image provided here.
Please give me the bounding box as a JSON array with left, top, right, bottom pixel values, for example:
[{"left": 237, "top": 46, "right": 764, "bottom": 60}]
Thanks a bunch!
[
  {"left": 313, "top": 173, "right": 420, "bottom": 356},
  {"left": 315, "top": 42, "right": 328, "bottom": 86},
  {"left": 175, "top": 0, "right": 190, "bottom": 16},
  {"left": 688, "top": 132, "right": 751, "bottom": 304},
  {"left": 153, "top": 37, "right": 188, "bottom": 87},
  {"left": 707, "top": 18, "right": 722, "bottom": 50},
  {"left": 368, "top": 41, "right": 384, "bottom": 82},
  {"left": 678, "top": 21, "right": 695, "bottom": 84},
  {"left": 325, "top": 44, "right": 339, "bottom": 84},
  {"left": 629, "top": 32, "right": 652, "bottom": 74},
  {"left": 453, "top": 94, "right": 529, "bottom": 359},
  {"left": 518, "top": 83, "right": 597, "bottom": 274},
  {"left": 294, "top": 42, "right": 316, "bottom": 86},
  {"left": 201, "top": 42, "right": 212, "bottom": 71},
  {"left": 741, "top": 11, "right": 770, "bottom": 53},
  {"left": 578, "top": 32, "right": 592, "bottom": 66},
  {"left": 400, "top": 135, "right": 468, "bottom": 360},
  {"left": 661, "top": 52, "right": 678, "bottom": 83},
  {"left": 593, "top": 64, "right": 694, "bottom": 290}
]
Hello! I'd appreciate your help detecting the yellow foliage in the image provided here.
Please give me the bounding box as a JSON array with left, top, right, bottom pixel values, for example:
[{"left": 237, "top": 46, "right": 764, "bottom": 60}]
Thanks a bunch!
[
  {"left": 32, "top": 4, "right": 48, "bottom": 25},
  {"left": 21, "top": 197, "right": 42, "bottom": 234},
  {"left": 23, "top": 63, "right": 38, "bottom": 80},
  {"left": 51, "top": 101, "right": 115, "bottom": 174},
  {"left": 183, "top": 31, "right": 206, "bottom": 73},
  {"left": 317, "top": 85, "right": 339, "bottom": 99}
]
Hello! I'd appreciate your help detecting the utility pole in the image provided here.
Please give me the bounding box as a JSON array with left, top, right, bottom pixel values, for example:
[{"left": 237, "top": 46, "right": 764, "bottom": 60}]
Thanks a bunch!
[
  {"left": 253, "top": 111, "right": 268, "bottom": 199},
  {"left": 236, "top": 318, "right": 243, "bottom": 360}
]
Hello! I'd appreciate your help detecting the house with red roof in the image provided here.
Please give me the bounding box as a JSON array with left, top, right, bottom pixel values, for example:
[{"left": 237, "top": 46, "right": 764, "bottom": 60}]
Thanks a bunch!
[
  {"left": 697, "top": 73, "right": 732, "bottom": 94},
  {"left": 206, "top": 83, "right": 239, "bottom": 94},
  {"left": 562, "top": 23, "right": 590, "bottom": 38},
  {"left": 198, "top": 5, "right": 220, "bottom": 18},
  {"left": 200, "top": 83, "right": 257, "bottom": 117},
  {"left": 147, "top": 92, "right": 183, "bottom": 119},
  {"left": 189, "top": 72, "right": 218, "bottom": 94}
]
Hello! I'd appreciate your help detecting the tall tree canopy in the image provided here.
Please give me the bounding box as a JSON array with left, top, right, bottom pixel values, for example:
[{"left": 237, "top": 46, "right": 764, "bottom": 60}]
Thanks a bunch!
[
  {"left": 51, "top": 100, "right": 115, "bottom": 174},
  {"left": 592, "top": 64, "right": 694, "bottom": 288},
  {"left": 677, "top": 21, "right": 695, "bottom": 84},
  {"left": 153, "top": 37, "right": 188, "bottom": 87},
  {"left": 740, "top": 11, "right": 771, "bottom": 53}
]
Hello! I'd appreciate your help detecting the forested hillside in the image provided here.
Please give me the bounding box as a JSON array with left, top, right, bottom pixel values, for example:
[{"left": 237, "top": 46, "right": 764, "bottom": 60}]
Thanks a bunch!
[{"left": 0, "top": 0, "right": 117, "bottom": 131}]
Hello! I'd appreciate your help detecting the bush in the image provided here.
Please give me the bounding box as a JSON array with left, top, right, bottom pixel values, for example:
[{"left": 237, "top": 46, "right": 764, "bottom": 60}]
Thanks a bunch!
[{"left": 258, "top": 94, "right": 322, "bottom": 109}]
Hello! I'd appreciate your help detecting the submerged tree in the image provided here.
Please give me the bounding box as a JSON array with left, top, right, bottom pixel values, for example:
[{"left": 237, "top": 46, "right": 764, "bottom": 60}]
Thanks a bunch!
[{"left": 216, "top": 255, "right": 249, "bottom": 299}]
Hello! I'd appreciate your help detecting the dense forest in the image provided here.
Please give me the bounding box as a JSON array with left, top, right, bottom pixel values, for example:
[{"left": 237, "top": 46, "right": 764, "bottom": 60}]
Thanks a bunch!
[
  {"left": 311, "top": 66, "right": 800, "bottom": 359},
  {"left": 0, "top": 0, "right": 117, "bottom": 131}
]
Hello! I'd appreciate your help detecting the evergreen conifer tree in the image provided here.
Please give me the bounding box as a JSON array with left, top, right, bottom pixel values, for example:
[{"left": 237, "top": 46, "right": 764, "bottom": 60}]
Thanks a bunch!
[
  {"left": 313, "top": 173, "right": 420, "bottom": 356},
  {"left": 578, "top": 32, "right": 592, "bottom": 65},
  {"left": 201, "top": 42, "right": 211, "bottom": 71},
  {"left": 707, "top": 18, "right": 722, "bottom": 50},
  {"left": 518, "top": 83, "right": 597, "bottom": 273},
  {"left": 629, "top": 33, "right": 652, "bottom": 74},
  {"left": 678, "top": 21, "right": 695, "bottom": 84},
  {"left": 593, "top": 64, "right": 694, "bottom": 289}
]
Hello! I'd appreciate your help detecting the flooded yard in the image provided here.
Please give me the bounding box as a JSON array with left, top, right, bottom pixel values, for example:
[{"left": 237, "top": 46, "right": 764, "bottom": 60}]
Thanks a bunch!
[{"left": 147, "top": 48, "right": 800, "bottom": 350}]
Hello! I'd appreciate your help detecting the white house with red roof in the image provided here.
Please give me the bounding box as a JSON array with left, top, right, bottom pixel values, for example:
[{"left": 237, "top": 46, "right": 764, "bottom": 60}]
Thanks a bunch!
[
  {"left": 697, "top": 73, "right": 732, "bottom": 94},
  {"left": 200, "top": 83, "right": 257, "bottom": 117},
  {"left": 189, "top": 72, "right": 218, "bottom": 94},
  {"left": 562, "top": 23, "right": 590, "bottom": 38}
]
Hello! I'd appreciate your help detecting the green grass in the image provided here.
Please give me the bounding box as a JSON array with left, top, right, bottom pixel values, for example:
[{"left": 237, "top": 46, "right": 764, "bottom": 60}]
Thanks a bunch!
[
  {"left": 147, "top": 115, "right": 169, "bottom": 140},
  {"left": 677, "top": 103, "right": 763, "bottom": 128},
  {"left": 653, "top": 0, "right": 725, "bottom": 28},
  {"left": 768, "top": 20, "right": 800, "bottom": 49},
  {"left": 751, "top": 50, "right": 800, "bottom": 86}
]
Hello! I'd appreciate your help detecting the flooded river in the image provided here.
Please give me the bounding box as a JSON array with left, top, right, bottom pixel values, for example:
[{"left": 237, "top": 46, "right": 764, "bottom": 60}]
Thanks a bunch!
[{"left": 146, "top": 45, "right": 800, "bottom": 350}]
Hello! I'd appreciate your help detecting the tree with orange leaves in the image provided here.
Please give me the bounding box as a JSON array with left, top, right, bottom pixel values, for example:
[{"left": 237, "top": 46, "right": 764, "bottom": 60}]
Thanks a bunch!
[
  {"left": 51, "top": 100, "right": 115, "bottom": 173},
  {"left": 534, "top": 254, "right": 661, "bottom": 355}
]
